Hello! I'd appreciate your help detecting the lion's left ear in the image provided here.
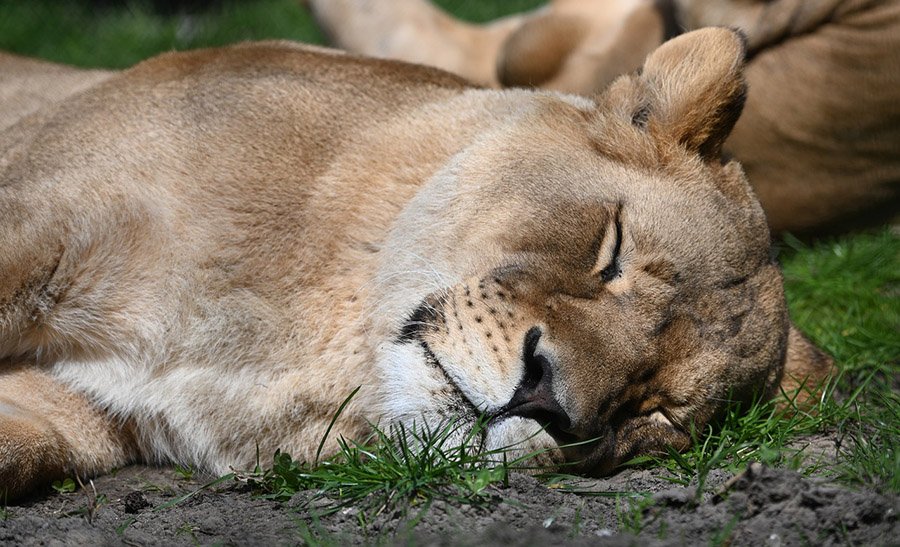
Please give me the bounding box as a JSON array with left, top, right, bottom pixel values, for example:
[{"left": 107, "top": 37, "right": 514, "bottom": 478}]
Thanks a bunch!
[
  {"left": 639, "top": 27, "right": 748, "bottom": 162},
  {"left": 780, "top": 325, "right": 836, "bottom": 405}
]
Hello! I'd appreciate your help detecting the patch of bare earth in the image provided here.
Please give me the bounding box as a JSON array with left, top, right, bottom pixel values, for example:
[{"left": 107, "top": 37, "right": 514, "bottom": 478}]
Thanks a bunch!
[{"left": 2, "top": 435, "right": 896, "bottom": 545}]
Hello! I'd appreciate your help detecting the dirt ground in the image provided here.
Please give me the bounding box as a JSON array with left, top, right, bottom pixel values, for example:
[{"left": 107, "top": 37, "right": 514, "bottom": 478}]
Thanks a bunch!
[{"left": 2, "top": 434, "right": 897, "bottom": 546}]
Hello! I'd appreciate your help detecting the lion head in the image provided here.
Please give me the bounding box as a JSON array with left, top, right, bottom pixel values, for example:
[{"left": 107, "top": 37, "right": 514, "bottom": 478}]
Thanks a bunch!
[{"left": 367, "top": 29, "right": 831, "bottom": 472}]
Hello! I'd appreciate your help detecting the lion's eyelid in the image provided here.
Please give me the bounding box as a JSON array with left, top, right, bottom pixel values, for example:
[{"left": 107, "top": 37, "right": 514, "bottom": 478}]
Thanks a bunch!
[{"left": 591, "top": 213, "right": 623, "bottom": 281}]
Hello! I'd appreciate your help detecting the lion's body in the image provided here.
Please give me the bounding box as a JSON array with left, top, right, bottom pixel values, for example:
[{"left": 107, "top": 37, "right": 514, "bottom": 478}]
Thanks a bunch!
[
  {"left": 0, "top": 42, "right": 482, "bottom": 492},
  {"left": 0, "top": 52, "right": 113, "bottom": 132},
  {"left": 308, "top": 0, "right": 900, "bottom": 234},
  {"left": 0, "top": 33, "right": 830, "bottom": 499}
]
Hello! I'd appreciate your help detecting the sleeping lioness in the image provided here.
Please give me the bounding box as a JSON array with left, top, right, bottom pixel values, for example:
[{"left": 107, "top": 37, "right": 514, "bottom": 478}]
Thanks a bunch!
[
  {"left": 0, "top": 29, "right": 831, "bottom": 500},
  {"left": 306, "top": 0, "right": 900, "bottom": 235}
]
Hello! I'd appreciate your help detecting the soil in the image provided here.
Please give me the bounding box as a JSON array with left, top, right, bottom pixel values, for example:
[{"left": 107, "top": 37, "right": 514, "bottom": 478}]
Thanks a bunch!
[{"left": 2, "top": 434, "right": 896, "bottom": 546}]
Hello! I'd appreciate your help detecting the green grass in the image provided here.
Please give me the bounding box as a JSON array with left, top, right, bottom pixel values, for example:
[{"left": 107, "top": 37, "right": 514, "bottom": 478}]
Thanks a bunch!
[
  {"left": 0, "top": 0, "right": 324, "bottom": 68},
  {"left": 238, "top": 419, "right": 524, "bottom": 524},
  {"left": 0, "top": 0, "right": 544, "bottom": 69},
  {"left": 782, "top": 230, "right": 899, "bottom": 381},
  {"left": 173, "top": 464, "right": 195, "bottom": 481},
  {"left": 51, "top": 477, "right": 77, "bottom": 494},
  {"left": 781, "top": 229, "right": 899, "bottom": 492},
  {"left": 433, "top": 0, "right": 545, "bottom": 22},
  {"left": 4, "top": 0, "right": 898, "bottom": 526},
  {"left": 631, "top": 381, "right": 847, "bottom": 491}
]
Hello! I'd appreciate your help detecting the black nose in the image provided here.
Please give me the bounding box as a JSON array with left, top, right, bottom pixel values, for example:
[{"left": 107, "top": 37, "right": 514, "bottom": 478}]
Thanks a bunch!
[{"left": 502, "top": 327, "right": 572, "bottom": 433}]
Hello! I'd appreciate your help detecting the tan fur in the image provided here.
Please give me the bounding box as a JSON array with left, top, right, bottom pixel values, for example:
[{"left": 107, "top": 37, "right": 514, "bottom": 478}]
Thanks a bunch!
[
  {"left": 307, "top": 0, "right": 900, "bottom": 234},
  {"left": 0, "top": 365, "right": 135, "bottom": 496},
  {"left": 0, "top": 31, "right": 831, "bottom": 500},
  {"left": 0, "top": 52, "right": 113, "bottom": 132},
  {"left": 301, "top": 0, "right": 527, "bottom": 87}
]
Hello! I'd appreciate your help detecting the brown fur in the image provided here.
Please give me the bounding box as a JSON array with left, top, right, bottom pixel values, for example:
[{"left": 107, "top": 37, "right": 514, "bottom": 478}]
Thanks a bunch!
[
  {"left": 0, "top": 52, "right": 112, "bottom": 131},
  {"left": 0, "top": 31, "right": 831, "bottom": 500},
  {"left": 307, "top": 0, "right": 900, "bottom": 234}
]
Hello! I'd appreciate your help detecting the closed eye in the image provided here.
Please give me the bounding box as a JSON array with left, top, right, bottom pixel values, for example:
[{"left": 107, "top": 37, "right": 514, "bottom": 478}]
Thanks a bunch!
[{"left": 590, "top": 211, "right": 623, "bottom": 282}]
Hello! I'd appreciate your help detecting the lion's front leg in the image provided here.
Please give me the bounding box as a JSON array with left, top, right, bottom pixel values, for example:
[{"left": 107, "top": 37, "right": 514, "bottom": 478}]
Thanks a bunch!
[{"left": 0, "top": 365, "right": 136, "bottom": 500}]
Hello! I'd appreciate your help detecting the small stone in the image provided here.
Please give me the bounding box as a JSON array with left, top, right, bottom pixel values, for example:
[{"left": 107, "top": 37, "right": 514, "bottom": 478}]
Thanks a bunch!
[
  {"left": 122, "top": 491, "right": 150, "bottom": 514},
  {"left": 652, "top": 488, "right": 693, "bottom": 507}
]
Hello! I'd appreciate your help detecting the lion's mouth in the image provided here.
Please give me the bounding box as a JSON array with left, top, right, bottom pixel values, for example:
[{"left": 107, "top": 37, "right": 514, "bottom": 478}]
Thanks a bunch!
[
  {"left": 397, "top": 300, "right": 613, "bottom": 470},
  {"left": 397, "top": 303, "right": 585, "bottom": 447},
  {"left": 409, "top": 336, "right": 485, "bottom": 420},
  {"left": 487, "top": 400, "right": 581, "bottom": 446},
  {"left": 395, "top": 319, "right": 613, "bottom": 472}
]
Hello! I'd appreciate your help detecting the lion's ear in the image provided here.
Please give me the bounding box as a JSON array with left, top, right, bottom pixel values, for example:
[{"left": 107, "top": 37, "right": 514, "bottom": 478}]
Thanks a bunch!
[
  {"left": 780, "top": 325, "right": 836, "bottom": 406},
  {"left": 639, "top": 28, "right": 747, "bottom": 161}
]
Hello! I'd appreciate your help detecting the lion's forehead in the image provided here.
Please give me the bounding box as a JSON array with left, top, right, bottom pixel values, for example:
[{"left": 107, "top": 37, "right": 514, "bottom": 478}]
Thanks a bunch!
[{"left": 451, "top": 134, "right": 767, "bottom": 276}]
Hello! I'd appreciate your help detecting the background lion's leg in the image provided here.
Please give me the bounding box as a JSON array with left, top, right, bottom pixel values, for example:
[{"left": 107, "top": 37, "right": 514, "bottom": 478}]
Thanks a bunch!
[
  {"left": 303, "top": 0, "right": 526, "bottom": 86},
  {"left": 673, "top": 0, "right": 846, "bottom": 51},
  {"left": 0, "top": 364, "right": 135, "bottom": 500}
]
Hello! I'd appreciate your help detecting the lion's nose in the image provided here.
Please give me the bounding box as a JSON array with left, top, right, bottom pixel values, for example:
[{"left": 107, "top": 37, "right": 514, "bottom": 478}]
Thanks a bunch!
[{"left": 503, "top": 327, "right": 572, "bottom": 433}]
